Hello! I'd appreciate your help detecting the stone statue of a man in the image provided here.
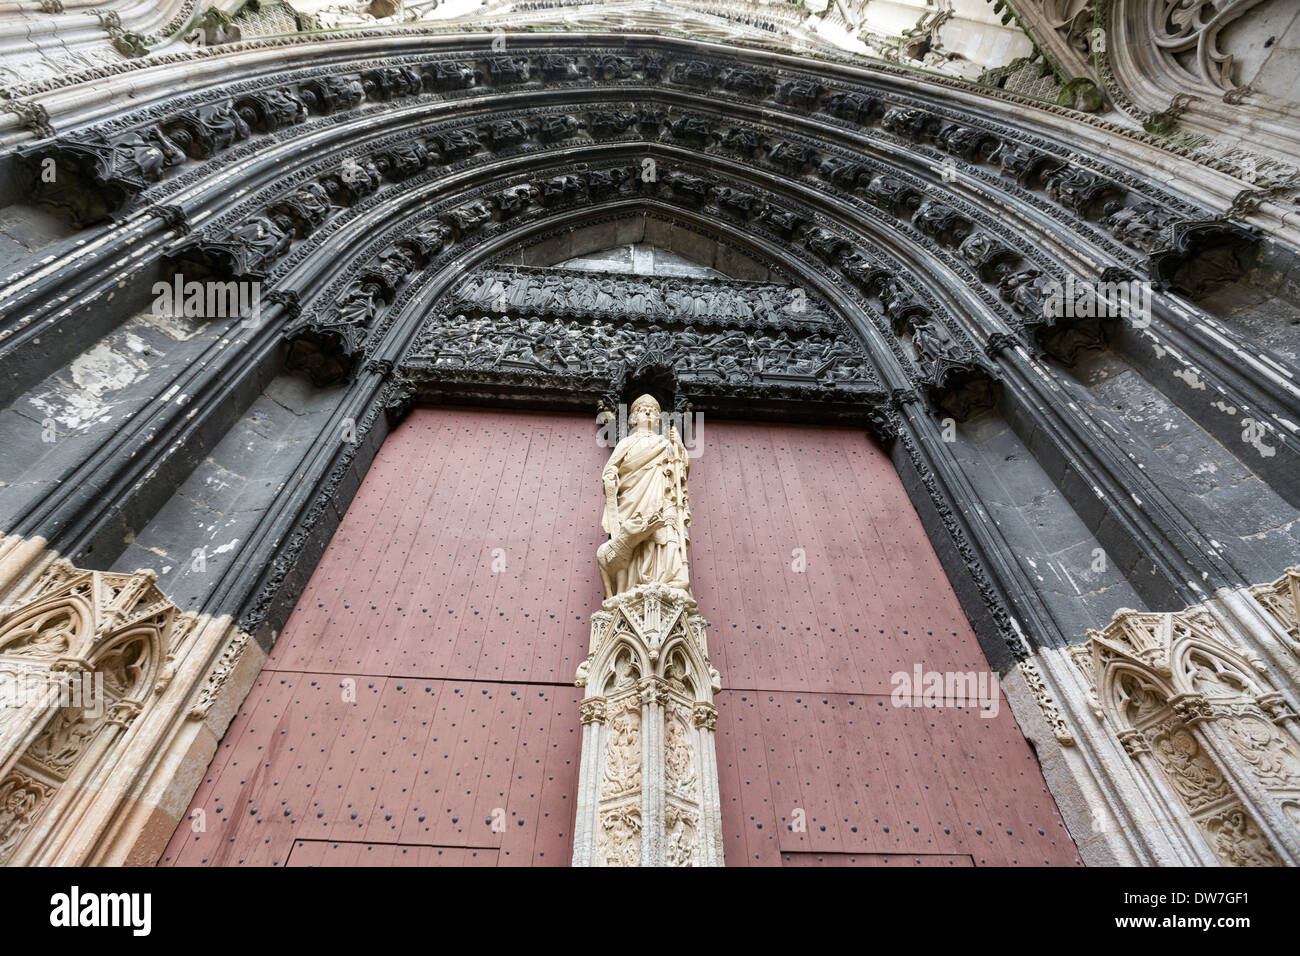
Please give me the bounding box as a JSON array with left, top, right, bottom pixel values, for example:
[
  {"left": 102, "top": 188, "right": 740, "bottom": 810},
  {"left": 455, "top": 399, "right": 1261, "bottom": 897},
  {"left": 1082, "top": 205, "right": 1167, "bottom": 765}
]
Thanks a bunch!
[{"left": 598, "top": 394, "right": 691, "bottom": 598}]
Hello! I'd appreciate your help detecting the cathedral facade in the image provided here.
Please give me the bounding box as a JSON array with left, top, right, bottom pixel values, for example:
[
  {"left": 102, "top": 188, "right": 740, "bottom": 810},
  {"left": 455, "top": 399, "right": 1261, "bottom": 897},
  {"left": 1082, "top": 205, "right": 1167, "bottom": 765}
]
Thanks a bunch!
[{"left": 0, "top": 0, "right": 1298, "bottom": 868}]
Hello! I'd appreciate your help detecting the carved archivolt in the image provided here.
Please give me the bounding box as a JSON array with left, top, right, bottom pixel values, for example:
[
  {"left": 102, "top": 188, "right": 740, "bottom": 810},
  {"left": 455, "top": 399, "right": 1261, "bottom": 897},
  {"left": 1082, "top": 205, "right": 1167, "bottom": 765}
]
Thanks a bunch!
[{"left": 1080, "top": 599, "right": 1300, "bottom": 865}]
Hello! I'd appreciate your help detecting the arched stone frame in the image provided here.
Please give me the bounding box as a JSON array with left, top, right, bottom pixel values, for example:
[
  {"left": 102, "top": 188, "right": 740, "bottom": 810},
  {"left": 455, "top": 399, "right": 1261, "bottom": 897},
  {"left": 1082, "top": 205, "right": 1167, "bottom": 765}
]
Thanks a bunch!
[{"left": 0, "top": 34, "right": 1296, "bottom": 868}]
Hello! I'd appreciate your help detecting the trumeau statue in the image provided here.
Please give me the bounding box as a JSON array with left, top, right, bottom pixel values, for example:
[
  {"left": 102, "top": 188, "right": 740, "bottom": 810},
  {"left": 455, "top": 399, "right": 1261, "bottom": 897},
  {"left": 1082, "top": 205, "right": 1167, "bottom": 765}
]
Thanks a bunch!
[{"left": 598, "top": 394, "right": 691, "bottom": 599}]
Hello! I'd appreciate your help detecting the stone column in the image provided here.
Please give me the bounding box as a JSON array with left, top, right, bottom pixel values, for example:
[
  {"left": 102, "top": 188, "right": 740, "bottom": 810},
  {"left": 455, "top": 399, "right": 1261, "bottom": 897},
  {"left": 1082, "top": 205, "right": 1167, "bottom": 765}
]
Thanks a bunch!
[
  {"left": 638, "top": 677, "right": 666, "bottom": 867},
  {"left": 574, "top": 393, "right": 724, "bottom": 865},
  {"left": 572, "top": 586, "right": 724, "bottom": 866}
]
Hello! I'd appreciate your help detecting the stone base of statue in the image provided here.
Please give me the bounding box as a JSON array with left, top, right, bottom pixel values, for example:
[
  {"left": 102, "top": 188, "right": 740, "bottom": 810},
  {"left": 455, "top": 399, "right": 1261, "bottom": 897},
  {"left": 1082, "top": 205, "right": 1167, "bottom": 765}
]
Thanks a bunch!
[{"left": 571, "top": 584, "right": 724, "bottom": 866}]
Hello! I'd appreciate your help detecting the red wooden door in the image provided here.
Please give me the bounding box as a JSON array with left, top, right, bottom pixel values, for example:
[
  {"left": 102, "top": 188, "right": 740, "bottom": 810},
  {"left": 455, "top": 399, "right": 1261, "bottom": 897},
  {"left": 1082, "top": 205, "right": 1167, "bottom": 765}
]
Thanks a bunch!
[{"left": 161, "top": 407, "right": 1079, "bottom": 866}]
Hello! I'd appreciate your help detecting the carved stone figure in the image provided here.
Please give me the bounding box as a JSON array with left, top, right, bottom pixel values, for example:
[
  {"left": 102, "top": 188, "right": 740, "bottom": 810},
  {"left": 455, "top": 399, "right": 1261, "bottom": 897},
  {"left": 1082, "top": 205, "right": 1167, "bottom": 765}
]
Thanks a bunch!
[
  {"left": 603, "top": 706, "right": 642, "bottom": 796},
  {"left": 913, "top": 200, "right": 973, "bottom": 246},
  {"left": 485, "top": 56, "right": 530, "bottom": 83},
  {"left": 443, "top": 200, "right": 491, "bottom": 237},
  {"left": 666, "top": 115, "right": 713, "bottom": 145},
  {"left": 1103, "top": 201, "right": 1178, "bottom": 253},
  {"left": 587, "top": 110, "right": 637, "bottom": 137},
  {"left": 598, "top": 394, "right": 690, "bottom": 598},
  {"left": 375, "top": 142, "right": 429, "bottom": 181},
  {"left": 591, "top": 54, "right": 637, "bottom": 80},
  {"left": 483, "top": 119, "right": 534, "bottom": 148},
  {"left": 938, "top": 123, "right": 999, "bottom": 162},
  {"left": 299, "top": 75, "right": 364, "bottom": 114},
  {"left": 958, "top": 232, "right": 1022, "bottom": 281},
  {"left": 819, "top": 156, "right": 870, "bottom": 190},
  {"left": 236, "top": 88, "right": 307, "bottom": 131},
  {"left": 540, "top": 54, "right": 583, "bottom": 82},
  {"left": 273, "top": 182, "right": 332, "bottom": 237},
  {"left": 324, "top": 158, "right": 381, "bottom": 205},
  {"left": 719, "top": 69, "right": 772, "bottom": 96},
  {"left": 360, "top": 66, "right": 421, "bottom": 100},
  {"left": 587, "top": 167, "right": 627, "bottom": 198},
  {"left": 165, "top": 101, "right": 250, "bottom": 159},
  {"left": 537, "top": 115, "right": 580, "bottom": 142},
  {"left": 824, "top": 91, "right": 880, "bottom": 123},
  {"left": 493, "top": 185, "right": 532, "bottom": 219},
  {"left": 715, "top": 126, "right": 762, "bottom": 157},
  {"left": 769, "top": 140, "right": 817, "bottom": 173},
  {"left": 0, "top": 775, "right": 52, "bottom": 865},
  {"left": 423, "top": 60, "right": 475, "bottom": 91},
  {"left": 664, "top": 172, "right": 710, "bottom": 206},
  {"left": 670, "top": 60, "right": 713, "bottom": 86},
  {"left": 882, "top": 106, "right": 936, "bottom": 140},
  {"left": 429, "top": 128, "right": 482, "bottom": 162},
  {"left": 775, "top": 78, "right": 822, "bottom": 108},
  {"left": 1042, "top": 163, "right": 1126, "bottom": 219},
  {"left": 864, "top": 175, "right": 923, "bottom": 216}
]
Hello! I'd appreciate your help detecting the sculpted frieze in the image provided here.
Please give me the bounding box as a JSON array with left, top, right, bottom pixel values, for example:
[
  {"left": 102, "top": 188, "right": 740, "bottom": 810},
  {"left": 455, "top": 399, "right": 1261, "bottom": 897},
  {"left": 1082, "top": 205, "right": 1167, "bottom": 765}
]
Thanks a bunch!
[
  {"left": 447, "top": 269, "right": 834, "bottom": 328},
  {"left": 12, "top": 41, "right": 1238, "bottom": 263},
  {"left": 405, "top": 310, "right": 876, "bottom": 395}
]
